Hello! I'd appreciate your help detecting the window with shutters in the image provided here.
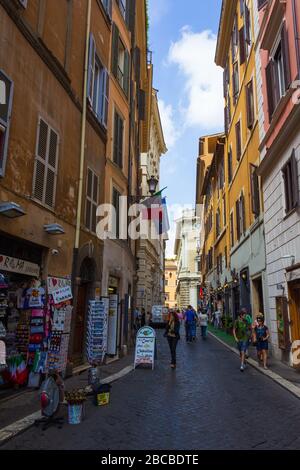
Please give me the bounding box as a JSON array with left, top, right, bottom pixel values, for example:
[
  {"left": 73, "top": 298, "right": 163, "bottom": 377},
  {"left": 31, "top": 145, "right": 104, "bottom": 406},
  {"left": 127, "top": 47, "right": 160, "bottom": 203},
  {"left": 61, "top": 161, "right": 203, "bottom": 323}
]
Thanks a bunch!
[
  {"left": 282, "top": 150, "right": 299, "bottom": 214},
  {"left": 223, "top": 195, "right": 227, "bottom": 226},
  {"left": 0, "top": 71, "right": 14, "bottom": 177},
  {"left": 235, "top": 120, "right": 242, "bottom": 161},
  {"left": 33, "top": 118, "right": 59, "bottom": 209},
  {"left": 85, "top": 168, "right": 99, "bottom": 233},
  {"left": 231, "top": 15, "right": 238, "bottom": 63},
  {"left": 236, "top": 193, "right": 246, "bottom": 241},
  {"left": 246, "top": 79, "right": 255, "bottom": 129},
  {"left": 250, "top": 164, "right": 260, "bottom": 217},
  {"left": 87, "top": 34, "right": 109, "bottom": 128},
  {"left": 265, "top": 25, "right": 291, "bottom": 121},
  {"left": 230, "top": 211, "right": 235, "bottom": 248},
  {"left": 113, "top": 110, "right": 124, "bottom": 168},
  {"left": 233, "top": 62, "right": 239, "bottom": 104},
  {"left": 216, "top": 209, "right": 221, "bottom": 238},
  {"left": 239, "top": 26, "right": 246, "bottom": 65},
  {"left": 111, "top": 24, "right": 130, "bottom": 97},
  {"left": 112, "top": 187, "right": 121, "bottom": 238},
  {"left": 228, "top": 146, "right": 233, "bottom": 183}
]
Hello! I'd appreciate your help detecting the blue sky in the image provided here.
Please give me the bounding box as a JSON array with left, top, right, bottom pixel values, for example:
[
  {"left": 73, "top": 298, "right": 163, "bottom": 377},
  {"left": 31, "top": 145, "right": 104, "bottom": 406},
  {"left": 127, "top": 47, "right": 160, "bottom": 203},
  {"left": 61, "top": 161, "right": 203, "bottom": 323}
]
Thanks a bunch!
[{"left": 148, "top": 0, "right": 223, "bottom": 256}]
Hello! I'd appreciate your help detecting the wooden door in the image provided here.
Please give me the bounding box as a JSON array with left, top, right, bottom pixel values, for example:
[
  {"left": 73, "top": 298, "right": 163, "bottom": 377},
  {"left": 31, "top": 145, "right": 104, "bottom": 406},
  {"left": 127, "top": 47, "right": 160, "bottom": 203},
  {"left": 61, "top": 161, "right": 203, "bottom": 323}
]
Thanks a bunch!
[{"left": 73, "top": 284, "right": 87, "bottom": 356}]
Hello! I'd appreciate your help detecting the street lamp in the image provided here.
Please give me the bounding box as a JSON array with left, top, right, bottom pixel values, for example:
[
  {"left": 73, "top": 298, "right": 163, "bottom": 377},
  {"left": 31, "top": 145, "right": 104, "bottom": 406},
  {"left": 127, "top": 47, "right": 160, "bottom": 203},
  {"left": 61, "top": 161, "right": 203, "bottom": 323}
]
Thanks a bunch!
[{"left": 147, "top": 175, "right": 158, "bottom": 195}]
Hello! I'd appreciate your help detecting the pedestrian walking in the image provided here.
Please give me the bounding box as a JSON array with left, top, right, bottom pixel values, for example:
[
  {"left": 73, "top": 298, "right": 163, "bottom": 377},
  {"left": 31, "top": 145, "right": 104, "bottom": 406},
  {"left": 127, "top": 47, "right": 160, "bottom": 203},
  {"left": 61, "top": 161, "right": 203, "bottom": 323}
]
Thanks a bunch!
[
  {"left": 233, "top": 310, "right": 252, "bottom": 372},
  {"left": 241, "top": 308, "right": 253, "bottom": 359},
  {"left": 253, "top": 315, "right": 270, "bottom": 370},
  {"left": 185, "top": 305, "right": 197, "bottom": 343},
  {"left": 164, "top": 310, "right": 180, "bottom": 369},
  {"left": 199, "top": 309, "right": 208, "bottom": 339}
]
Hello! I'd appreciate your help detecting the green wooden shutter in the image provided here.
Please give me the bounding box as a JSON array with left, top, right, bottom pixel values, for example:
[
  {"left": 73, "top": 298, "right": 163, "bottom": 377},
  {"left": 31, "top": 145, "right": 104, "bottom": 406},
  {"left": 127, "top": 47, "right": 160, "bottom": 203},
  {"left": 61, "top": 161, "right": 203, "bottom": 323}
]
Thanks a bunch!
[{"left": 266, "top": 60, "right": 275, "bottom": 121}]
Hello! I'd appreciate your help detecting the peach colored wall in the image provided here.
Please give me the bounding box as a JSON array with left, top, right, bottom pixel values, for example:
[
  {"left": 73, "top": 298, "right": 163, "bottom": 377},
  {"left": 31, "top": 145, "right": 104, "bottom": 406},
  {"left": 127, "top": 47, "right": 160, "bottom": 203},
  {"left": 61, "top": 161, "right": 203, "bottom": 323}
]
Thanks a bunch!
[{"left": 259, "top": 0, "right": 300, "bottom": 147}]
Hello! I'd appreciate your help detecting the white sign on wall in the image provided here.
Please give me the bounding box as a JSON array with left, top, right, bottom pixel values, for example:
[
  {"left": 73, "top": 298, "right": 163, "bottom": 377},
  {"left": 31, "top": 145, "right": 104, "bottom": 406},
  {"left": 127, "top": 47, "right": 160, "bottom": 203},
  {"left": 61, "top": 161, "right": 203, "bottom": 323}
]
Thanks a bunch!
[
  {"left": 51, "top": 286, "right": 73, "bottom": 305},
  {"left": 134, "top": 327, "right": 156, "bottom": 370},
  {"left": 47, "top": 276, "right": 71, "bottom": 294},
  {"left": 107, "top": 294, "right": 118, "bottom": 355},
  {"left": 0, "top": 254, "right": 40, "bottom": 277}
]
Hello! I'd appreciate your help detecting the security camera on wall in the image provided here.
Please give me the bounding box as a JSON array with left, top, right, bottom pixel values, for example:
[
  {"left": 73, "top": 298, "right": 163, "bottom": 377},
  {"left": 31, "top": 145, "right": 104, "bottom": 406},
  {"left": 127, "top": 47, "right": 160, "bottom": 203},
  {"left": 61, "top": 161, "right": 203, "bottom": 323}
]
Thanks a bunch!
[{"left": 51, "top": 249, "right": 59, "bottom": 256}]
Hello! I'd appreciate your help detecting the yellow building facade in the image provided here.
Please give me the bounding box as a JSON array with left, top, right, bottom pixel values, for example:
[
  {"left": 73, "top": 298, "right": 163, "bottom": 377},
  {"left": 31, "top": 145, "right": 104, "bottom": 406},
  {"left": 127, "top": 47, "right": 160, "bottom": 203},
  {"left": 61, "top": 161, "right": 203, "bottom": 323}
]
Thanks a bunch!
[{"left": 198, "top": 0, "right": 268, "bottom": 319}]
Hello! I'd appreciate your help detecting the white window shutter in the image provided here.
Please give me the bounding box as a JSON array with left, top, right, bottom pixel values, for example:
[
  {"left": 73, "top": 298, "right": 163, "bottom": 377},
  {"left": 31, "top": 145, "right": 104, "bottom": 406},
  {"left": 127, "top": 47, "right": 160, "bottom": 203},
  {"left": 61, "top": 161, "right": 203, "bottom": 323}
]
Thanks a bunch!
[
  {"left": 87, "top": 34, "right": 96, "bottom": 105},
  {"left": 33, "top": 118, "right": 58, "bottom": 208}
]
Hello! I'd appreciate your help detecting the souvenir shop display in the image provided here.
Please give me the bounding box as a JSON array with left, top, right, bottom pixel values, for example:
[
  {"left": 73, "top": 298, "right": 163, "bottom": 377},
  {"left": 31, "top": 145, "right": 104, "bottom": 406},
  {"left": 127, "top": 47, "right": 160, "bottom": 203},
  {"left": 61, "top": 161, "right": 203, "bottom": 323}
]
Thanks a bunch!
[
  {"left": 86, "top": 300, "right": 108, "bottom": 365},
  {"left": 0, "top": 273, "right": 73, "bottom": 390}
]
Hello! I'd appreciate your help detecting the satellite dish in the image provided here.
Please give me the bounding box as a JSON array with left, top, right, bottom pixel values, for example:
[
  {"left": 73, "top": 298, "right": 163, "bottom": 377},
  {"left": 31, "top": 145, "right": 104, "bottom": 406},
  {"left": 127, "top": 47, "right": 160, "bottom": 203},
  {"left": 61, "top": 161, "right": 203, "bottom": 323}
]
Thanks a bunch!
[{"left": 39, "top": 376, "right": 60, "bottom": 418}]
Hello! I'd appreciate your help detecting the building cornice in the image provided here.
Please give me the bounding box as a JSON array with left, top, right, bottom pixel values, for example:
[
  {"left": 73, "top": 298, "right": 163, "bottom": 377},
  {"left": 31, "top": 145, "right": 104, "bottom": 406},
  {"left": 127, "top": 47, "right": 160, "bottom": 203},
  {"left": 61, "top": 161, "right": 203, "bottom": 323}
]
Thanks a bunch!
[
  {"left": 215, "top": 0, "right": 238, "bottom": 68},
  {"left": 152, "top": 89, "right": 168, "bottom": 155}
]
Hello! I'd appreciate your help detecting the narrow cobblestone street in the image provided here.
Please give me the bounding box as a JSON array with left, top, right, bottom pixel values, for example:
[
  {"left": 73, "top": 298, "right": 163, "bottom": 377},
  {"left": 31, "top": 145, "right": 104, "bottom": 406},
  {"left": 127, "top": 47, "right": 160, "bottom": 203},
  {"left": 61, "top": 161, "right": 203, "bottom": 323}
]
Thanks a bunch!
[{"left": 2, "top": 329, "right": 300, "bottom": 451}]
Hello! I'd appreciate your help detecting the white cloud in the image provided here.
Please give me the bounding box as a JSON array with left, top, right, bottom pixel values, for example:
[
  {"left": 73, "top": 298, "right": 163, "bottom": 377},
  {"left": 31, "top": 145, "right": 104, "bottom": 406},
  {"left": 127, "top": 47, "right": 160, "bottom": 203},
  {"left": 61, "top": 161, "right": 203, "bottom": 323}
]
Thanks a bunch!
[
  {"left": 168, "top": 27, "right": 224, "bottom": 131},
  {"left": 158, "top": 99, "right": 179, "bottom": 149}
]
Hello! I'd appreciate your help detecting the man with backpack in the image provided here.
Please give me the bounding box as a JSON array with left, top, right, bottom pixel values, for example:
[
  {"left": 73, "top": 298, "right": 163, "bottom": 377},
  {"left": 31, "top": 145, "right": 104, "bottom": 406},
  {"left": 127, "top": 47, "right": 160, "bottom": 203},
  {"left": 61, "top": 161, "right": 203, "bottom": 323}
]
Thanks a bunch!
[{"left": 233, "top": 309, "right": 252, "bottom": 372}]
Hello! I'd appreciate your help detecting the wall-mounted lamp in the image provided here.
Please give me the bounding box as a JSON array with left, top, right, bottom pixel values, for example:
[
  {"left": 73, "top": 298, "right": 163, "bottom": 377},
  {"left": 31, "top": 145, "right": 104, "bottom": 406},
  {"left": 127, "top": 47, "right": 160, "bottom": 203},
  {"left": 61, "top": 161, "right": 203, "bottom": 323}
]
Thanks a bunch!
[
  {"left": 0, "top": 202, "right": 26, "bottom": 218},
  {"left": 44, "top": 224, "right": 65, "bottom": 235}
]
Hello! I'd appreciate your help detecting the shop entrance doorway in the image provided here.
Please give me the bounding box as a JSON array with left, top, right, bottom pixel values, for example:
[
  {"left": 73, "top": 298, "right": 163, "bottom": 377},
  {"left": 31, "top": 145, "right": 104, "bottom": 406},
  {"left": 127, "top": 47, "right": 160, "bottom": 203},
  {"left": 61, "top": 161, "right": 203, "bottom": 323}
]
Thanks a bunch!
[
  {"left": 289, "top": 283, "right": 300, "bottom": 368},
  {"left": 73, "top": 257, "right": 96, "bottom": 365}
]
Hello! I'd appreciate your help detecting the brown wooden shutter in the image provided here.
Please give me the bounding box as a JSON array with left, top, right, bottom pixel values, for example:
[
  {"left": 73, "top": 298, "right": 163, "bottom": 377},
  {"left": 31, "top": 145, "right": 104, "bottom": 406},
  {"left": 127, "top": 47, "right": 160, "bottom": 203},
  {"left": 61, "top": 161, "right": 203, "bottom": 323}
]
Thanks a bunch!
[
  {"left": 245, "top": 5, "right": 251, "bottom": 44},
  {"left": 281, "top": 24, "right": 291, "bottom": 91},
  {"left": 113, "top": 112, "right": 119, "bottom": 164},
  {"left": 123, "top": 50, "right": 130, "bottom": 98},
  {"left": 241, "top": 193, "right": 246, "bottom": 233},
  {"left": 111, "top": 23, "right": 119, "bottom": 79},
  {"left": 224, "top": 105, "right": 229, "bottom": 135},
  {"left": 246, "top": 80, "right": 254, "bottom": 129},
  {"left": 291, "top": 150, "right": 299, "bottom": 208},
  {"left": 230, "top": 212, "right": 234, "bottom": 247},
  {"left": 126, "top": 0, "right": 136, "bottom": 35},
  {"left": 118, "top": 117, "right": 124, "bottom": 168},
  {"left": 250, "top": 164, "right": 260, "bottom": 217},
  {"left": 235, "top": 120, "right": 241, "bottom": 160},
  {"left": 266, "top": 60, "right": 275, "bottom": 121},
  {"left": 239, "top": 27, "right": 246, "bottom": 65},
  {"left": 236, "top": 200, "right": 240, "bottom": 240}
]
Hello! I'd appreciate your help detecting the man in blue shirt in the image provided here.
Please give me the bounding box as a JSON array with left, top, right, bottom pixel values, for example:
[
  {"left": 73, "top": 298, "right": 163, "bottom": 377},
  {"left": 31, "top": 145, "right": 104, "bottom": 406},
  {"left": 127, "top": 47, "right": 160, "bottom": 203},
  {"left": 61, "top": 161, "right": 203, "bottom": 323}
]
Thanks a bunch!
[{"left": 185, "top": 305, "right": 197, "bottom": 343}]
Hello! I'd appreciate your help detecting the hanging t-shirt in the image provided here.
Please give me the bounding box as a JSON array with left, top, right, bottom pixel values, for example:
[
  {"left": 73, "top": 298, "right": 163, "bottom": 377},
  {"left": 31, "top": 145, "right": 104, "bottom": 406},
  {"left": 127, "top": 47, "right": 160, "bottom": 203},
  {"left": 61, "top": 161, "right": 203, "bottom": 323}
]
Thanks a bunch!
[{"left": 26, "top": 287, "right": 46, "bottom": 309}]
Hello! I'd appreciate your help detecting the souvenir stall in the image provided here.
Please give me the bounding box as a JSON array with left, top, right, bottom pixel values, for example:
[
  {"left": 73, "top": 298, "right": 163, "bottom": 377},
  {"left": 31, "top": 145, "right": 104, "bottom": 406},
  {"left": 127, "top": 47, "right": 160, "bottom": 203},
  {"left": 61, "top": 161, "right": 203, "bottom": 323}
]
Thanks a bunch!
[
  {"left": 0, "top": 269, "right": 73, "bottom": 391},
  {"left": 86, "top": 298, "right": 108, "bottom": 365}
]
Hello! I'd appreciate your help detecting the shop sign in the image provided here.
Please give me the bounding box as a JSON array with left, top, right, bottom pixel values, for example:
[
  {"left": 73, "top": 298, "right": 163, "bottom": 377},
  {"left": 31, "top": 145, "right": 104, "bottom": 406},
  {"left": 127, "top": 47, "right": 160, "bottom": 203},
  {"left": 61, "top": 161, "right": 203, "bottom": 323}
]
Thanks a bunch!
[
  {"left": 134, "top": 326, "right": 156, "bottom": 370},
  {"left": 47, "top": 276, "right": 71, "bottom": 294},
  {"left": 0, "top": 254, "right": 40, "bottom": 277},
  {"left": 52, "top": 286, "right": 73, "bottom": 304}
]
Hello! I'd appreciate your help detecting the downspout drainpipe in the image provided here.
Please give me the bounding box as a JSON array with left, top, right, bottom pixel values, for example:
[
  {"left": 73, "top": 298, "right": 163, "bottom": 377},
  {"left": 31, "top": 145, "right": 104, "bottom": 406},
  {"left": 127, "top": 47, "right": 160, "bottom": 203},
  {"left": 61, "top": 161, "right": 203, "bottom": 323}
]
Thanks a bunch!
[
  {"left": 72, "top": 0, "right": 92, "bottom": 286},
  {"left": 292, "top": 0, "right": 300, "bottom": 78}
]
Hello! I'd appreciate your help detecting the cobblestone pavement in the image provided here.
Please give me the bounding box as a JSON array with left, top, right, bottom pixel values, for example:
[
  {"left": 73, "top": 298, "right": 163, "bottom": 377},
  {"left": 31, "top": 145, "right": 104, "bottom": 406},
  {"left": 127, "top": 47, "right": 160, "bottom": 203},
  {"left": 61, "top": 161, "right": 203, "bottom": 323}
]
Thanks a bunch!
[{"left": 2, "top": 329, "right": 300, "bottom": 450}]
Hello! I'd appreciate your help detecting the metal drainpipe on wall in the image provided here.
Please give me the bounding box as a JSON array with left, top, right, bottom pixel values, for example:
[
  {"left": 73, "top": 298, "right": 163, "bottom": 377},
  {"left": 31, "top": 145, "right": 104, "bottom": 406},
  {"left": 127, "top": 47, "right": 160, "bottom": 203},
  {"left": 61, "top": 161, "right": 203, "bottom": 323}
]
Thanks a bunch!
[{"left": 75, "top": 0, "right": 92, "bottom": 253}]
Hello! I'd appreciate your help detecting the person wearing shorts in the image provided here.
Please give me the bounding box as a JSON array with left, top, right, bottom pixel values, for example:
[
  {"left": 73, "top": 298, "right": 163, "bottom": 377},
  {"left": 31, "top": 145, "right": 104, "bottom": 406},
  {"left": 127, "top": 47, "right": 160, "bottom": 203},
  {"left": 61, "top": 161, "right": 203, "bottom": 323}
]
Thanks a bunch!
[
  {"left": 253, "top": 316, "right": 270, "bottom": 370},
  {"left": 233, "top": 310, "right": 252, "bottom": 372}
]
